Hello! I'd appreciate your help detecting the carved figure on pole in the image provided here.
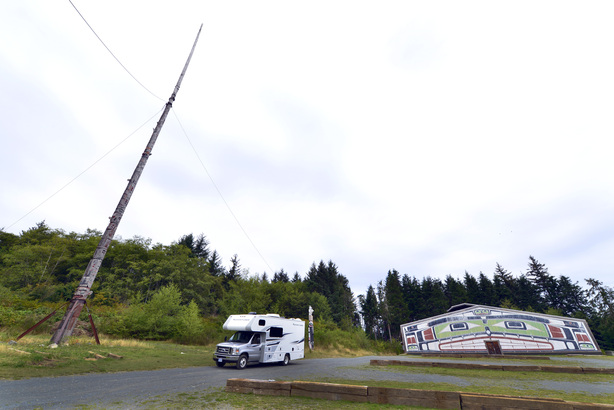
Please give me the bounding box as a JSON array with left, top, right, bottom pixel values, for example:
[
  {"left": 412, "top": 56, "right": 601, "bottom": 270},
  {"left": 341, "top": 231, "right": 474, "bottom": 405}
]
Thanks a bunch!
[
  {"left": 308, "top": 305, "right": 314, "bottom": 351},
  {"left": 50, "top": 25, "right": 202, "bottom": 345}
]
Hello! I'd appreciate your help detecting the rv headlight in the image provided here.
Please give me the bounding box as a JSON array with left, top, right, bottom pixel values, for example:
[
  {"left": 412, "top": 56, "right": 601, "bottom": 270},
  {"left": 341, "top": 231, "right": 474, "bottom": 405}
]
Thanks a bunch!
[{"left": 231, "top": 347, "right": 240, "bottom": 355}]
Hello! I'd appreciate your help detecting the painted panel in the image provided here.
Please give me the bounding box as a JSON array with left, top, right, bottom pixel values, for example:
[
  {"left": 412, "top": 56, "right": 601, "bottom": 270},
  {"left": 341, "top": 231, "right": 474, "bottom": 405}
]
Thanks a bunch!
[{"left": 400, "top": 305, "right": 600, "bottom": 354}]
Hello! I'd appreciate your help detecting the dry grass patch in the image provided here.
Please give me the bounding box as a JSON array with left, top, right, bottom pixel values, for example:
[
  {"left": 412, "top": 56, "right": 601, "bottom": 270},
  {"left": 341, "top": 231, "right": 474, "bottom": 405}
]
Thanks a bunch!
[{"left": 0, "top": 334, "right": 215, "bottom": 380}]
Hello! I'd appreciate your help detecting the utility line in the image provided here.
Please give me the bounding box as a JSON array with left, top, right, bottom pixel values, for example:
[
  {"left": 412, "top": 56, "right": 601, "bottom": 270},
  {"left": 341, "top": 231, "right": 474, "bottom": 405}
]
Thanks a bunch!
[
  {"left": 67, "top": 0, "right": 164, "bottom": 102},
  {"left": 5, "top": 108, "right": 164, "bottom": 231},
  {"left": 171, "top": 108, "right": 276, "bottom": 274}
]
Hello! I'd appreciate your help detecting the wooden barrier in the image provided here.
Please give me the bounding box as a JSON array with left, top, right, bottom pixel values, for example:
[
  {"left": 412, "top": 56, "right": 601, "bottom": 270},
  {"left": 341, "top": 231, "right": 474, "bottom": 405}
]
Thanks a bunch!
[
  {"left": 460, "top": 393, "right": 570, "bottom": 410},
  {"left": 225, "top": 379, "right": 614, "bottom": 409},
  {"left": 291, "top": 380, "right": 368, "bottom": 402},
  {"left": 540, "top": 365, "right": 584, "bottom": 374},
  {"left": 368, "top": 386, "right": 461, "bottom": 409},
  {"left": 501, "top": 365, "right": 541, "bottom": 372},
  {"left": 225, "top": 378, "right": 291, "bottom": 396},
  {"left": 583, "top": 367, "right": 614, "bottom": 374}
]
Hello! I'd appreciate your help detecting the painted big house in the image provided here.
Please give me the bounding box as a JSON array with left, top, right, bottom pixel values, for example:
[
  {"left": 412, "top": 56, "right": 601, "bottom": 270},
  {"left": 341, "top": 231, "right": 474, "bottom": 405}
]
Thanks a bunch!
[{"left": 401, "top": 304, "right": 601, "bottom": 355}]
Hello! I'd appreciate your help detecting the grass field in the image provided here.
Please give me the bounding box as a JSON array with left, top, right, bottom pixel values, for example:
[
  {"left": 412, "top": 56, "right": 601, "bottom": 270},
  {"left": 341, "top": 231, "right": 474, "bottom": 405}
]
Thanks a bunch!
[
  {"left": 0, "top": 334, "right": 214, "bottom": 379},
  {"left": 2, "top": 333, "right": 613, "bottom": 408},
  {"left": 97, "top": 388, "right": 425, "bottom": 409},
  {"left": 0, "top": 333, "right": 376, "bottom": 380},
  {"left": 122, "top": 366, "right": 614, "bottom": 409}
]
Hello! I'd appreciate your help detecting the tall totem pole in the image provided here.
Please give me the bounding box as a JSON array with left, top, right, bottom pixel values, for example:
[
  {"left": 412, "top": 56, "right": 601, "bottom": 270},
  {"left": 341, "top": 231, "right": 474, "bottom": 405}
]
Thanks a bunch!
[{"left": 50, "top": 25, "right": 202, "bottom": 345}]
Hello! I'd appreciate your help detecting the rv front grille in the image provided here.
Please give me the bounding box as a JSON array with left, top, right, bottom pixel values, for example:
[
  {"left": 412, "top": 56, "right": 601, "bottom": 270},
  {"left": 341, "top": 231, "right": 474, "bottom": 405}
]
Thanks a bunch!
[{"left": 216, "top": 346, "right": 230, "bottom": 354}]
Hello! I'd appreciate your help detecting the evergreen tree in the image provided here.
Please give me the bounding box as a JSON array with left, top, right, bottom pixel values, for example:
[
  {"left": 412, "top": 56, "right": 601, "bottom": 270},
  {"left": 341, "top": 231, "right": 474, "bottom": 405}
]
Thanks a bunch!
[
  {"left": 305, "top": 261, "right": 331, "bottom": 296},
  {"left": 493, "top": 263, "right": 515, "bottom": 305},
  {"left": 401, "top": 274, "right": 421, "bottom": 322},
  {"left": 208, "top": 250, "right": 225, "bottom": 277},
  {"left": 553, "top": 275, "right": 587, "bottom": 317},
  {"left": 477, "top": 272, "right": 495, "bottom": 306},
  {"left": 304, "top": 260, "right": 355, "bottom": 327},
  {"left": 526, "top": 256, "right": 557, "bottom": 309},
  {"left": 177, "top": 233, "right": 210, "bottom": 260},
  {"left": 376, "top": 280, "right": 392, "bottom": 340},
  {"left": 226, "top": 254, "right": 241, "bottom": 282},
  {"left": 514, "top": 274, "right": 540, "bottom": 311},
  {"left": 222, "top": 254, "right": 242, "bottom": 290},
  {"left": 444, "top": 275, "right": 467, "bottom": 307},
  {"left": 332, "top": 270, "right": 356, "bottom": 328},
  {"left": 585, "top": 278, "right": 614, "bottom": 350},
  {"left": 463, "top": 271, "right": 481, "bottom": 304},
  {"left": 384, "top": 269, "right": 407, "bottom": 340},
  {"left": 419, "top": 277, "right": 448, "bottom": 317},
  {"left": 272, "top": 269, "right": 290, "bottom": 283},
  {"left": 360, "top": 285, "right": 380, "bottom": 339},
  {"left": 585, "top": 278, "right": 614, "bottom": 318}
]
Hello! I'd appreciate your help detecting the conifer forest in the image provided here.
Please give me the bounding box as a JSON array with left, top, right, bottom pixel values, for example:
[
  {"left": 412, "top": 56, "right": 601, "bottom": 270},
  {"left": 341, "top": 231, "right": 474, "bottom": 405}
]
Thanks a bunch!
[{"left": 1, "top": 222, "right": 613, "bottom": 351}]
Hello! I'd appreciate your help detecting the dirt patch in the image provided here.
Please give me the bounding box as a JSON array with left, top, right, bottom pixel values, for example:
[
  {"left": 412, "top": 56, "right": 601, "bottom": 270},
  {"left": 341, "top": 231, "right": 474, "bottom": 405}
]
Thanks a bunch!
[{"left": 35, "top": 357, "right": 60, "bottom": 367}]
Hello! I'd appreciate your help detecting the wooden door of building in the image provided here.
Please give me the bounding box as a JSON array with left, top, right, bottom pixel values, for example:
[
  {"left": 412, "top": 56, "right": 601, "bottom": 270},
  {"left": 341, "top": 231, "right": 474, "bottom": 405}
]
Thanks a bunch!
[{"left": 485, "top": 340, "right": 502, "bottom": 355}]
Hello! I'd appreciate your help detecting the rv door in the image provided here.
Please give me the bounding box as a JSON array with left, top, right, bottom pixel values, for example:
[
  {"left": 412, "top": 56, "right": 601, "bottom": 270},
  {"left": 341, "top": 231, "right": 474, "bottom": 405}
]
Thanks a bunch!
[{"left": 247, "top": 333, "right": 264, "bottom": 363}]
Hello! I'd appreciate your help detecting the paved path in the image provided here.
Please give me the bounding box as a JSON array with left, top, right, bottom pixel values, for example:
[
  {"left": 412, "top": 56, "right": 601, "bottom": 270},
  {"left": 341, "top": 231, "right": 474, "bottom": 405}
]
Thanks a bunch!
[{"left": 1, "top": 356, "right": 612, "bottom": 409}]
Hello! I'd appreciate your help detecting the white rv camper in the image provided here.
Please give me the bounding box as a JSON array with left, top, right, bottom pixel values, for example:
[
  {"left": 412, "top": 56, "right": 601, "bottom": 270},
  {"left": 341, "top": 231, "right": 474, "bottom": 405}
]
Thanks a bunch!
[{"left": 213, "top": 313, "right": 305, "bottom": 369}]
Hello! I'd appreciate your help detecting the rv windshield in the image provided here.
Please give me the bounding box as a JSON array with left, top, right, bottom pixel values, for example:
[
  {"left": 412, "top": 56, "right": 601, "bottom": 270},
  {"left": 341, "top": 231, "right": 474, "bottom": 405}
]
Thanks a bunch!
[{"left": 228, "top": 331, "right": 253, "bottom": 343}]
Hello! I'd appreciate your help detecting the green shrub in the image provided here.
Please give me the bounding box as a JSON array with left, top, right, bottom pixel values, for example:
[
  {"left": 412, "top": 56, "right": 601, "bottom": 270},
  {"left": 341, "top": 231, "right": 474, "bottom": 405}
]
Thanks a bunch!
[
  {"left": 307, "top": 320, "right": 400, "bottom": 354},
  {"left": 97, "top": 285, "right": 216, "bottom": 344},
  {"left": 174, "top": 301, "right": 204, "bottom": 344}
]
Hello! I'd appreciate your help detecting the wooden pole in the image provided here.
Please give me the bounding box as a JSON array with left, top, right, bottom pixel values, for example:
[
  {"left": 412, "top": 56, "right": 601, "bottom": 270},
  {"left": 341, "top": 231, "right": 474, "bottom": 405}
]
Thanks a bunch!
[
  {"left": 50, "top": 24, "right": 202, "bottom": 345},
  {"left": 308, "top": 305, "right": 314, "bottom": 351}
]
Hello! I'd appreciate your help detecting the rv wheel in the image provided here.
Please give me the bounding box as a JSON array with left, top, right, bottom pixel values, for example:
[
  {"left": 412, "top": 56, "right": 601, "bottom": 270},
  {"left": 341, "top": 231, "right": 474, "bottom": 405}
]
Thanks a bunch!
[
  {"left": 281, "top": 354, "right": 290, "bottom": 366},
  {"left": 236, "top": 354, "right": 248, "bottom": 370}
]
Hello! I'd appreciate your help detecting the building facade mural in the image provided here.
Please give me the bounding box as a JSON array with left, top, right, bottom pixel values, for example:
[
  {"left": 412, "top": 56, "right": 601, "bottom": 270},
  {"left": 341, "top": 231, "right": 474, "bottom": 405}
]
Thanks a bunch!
[{"left": 401, "top": 304, "right": 600, "bottom": 355}]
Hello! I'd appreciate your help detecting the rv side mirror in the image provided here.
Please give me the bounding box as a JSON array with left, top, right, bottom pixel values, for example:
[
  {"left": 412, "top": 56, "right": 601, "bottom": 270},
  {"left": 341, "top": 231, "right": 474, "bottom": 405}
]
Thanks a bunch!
[{"left": 224, "top": 336, "right": 227, "bottom": 342}]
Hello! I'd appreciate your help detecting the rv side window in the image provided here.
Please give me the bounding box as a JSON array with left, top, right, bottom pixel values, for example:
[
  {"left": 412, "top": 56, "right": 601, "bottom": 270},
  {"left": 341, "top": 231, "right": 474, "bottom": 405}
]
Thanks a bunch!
[
  {"left": 269, "top": 327, "right": 283, "bottom": 338},
  {"left": 259, "top": 319, "right": 266, "bottom": 326}
]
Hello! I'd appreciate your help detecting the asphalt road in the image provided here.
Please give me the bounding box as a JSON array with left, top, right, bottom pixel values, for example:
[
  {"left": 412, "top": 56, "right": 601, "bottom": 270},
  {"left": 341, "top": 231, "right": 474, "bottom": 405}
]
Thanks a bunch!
[{"left": 1, "top": 355, "right": 612, "bottom": 409}]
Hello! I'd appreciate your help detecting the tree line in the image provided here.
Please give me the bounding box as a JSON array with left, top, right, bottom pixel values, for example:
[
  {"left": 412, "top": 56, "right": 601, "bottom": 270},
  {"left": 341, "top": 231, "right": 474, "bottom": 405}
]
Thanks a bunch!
[
  {"left": 0, "top": 222, "right": 355, "bottom": 334},
  {"left": 1, "top": 222, "right": 613, "bottom": 350},
  {"left": 359, "top": 257, "right": 614, "bottom": 350}
]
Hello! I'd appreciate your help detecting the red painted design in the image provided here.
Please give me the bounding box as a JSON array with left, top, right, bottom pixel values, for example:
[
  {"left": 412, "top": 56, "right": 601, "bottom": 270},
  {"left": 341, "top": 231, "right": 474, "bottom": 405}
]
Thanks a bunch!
[
  {"left": 576, "top": 333, "right": 590, "bottom": 342},
  {"left": 548, "top": 325, "right": 564, "bottom": 339},
  {"left": 423, "top": 327, "right": 435, "bottom": 341}
]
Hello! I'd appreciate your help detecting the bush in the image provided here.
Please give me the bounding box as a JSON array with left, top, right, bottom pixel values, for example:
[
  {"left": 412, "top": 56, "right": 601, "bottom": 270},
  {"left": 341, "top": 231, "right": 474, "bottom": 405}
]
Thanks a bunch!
[
  {"left": 0, "top": 286, "right": 58, "bottom": 335},
  {"left": 99, "top": 285, "right": 216, "bottom": 344},
  {"left": 308, "top": 319, "right": 400, "bottom": 354},
  {"left": 174, "top": 301, "right": 204, "bottom": 344}
]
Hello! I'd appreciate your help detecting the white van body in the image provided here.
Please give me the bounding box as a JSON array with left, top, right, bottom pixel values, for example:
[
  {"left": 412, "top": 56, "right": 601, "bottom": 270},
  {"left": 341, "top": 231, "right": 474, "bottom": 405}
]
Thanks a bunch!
[{"left": 213, "top": 313, "right": 305, "bottom": 369}]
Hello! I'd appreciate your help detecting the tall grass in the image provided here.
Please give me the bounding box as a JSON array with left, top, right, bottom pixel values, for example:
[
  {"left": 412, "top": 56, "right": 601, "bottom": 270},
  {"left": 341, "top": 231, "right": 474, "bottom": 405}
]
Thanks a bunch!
[
  {"left": 2, "top": 297, "right": 400, "bottom": 357},
  {"left": 312, "top": 320, "right": 402, "bottom": 355}
]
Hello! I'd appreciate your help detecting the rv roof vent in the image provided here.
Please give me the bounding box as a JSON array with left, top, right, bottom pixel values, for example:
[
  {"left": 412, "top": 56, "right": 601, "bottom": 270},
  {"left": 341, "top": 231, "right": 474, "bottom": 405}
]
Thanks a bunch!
[
  {"left": 266, "top": 314, "right": 280, "bottom": 317},
  {"left": 248, "top": 312, "right": 257, "bottom": 315}
]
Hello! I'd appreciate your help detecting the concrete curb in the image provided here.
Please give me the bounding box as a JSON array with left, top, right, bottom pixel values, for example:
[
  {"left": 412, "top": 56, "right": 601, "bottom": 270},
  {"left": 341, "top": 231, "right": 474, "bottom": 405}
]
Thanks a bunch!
[
  {"left": 370, "top": 359, "right": 614, "bottom": 374},
  {"left": 225, "top": 378, "right": 614, "bottom": 409}
]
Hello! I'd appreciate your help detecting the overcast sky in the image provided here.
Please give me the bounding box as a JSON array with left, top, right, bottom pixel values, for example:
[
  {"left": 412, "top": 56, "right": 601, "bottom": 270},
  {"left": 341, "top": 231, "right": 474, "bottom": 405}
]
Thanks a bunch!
[{"left": 2, "top": 1, "right": 613, "bottom": 297}]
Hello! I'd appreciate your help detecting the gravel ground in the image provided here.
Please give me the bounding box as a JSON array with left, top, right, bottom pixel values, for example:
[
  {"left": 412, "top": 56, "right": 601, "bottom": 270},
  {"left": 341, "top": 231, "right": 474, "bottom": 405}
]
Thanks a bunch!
[{"left": 1, "top": 355, "right": 612, "bottom": 409}]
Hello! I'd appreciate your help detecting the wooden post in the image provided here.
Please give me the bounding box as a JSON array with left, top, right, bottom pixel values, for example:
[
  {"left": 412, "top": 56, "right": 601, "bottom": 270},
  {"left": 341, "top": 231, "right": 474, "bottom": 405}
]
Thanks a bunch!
[
  {"left": 50, "top": 24, "right": 202, "bottom": 345},
  {"left": 308, "top": 305, "right": 314, "bottom": 351}
]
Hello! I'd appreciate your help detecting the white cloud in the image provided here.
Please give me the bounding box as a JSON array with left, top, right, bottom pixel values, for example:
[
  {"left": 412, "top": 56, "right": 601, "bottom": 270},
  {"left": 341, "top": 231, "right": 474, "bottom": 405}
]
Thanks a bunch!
[{"left": 2, "top": 1, "right": 614, "bottom": 298}]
